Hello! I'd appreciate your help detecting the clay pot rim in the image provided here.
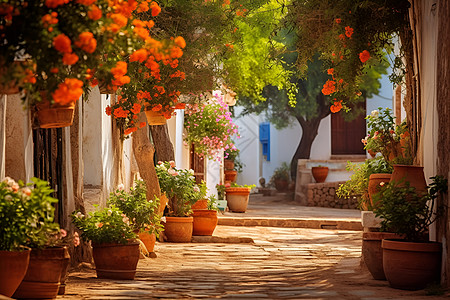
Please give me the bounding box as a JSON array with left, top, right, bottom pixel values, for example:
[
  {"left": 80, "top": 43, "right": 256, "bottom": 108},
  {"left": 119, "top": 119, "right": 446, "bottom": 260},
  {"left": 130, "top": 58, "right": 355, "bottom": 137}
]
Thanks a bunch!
[
  {"left": 311, "top": 166, "right": 328, "bottom": 169},
  {"left": 392, "top": 164, "right": 424, "bottom": 168},
  {"left": 381, "top": 239, "right": 442, "bottom": 253},
  {"left": 225, "top": 187, "right": 251, "bottom": 192},
  {"left": 92, "top": 240, "right": 140, "bottom": 248},
  {"left": 165, "top": 216, "right": 194, "bottom": 222},
  {"left": 192, "top": 209, "right": 218, "bottom": 216},
  {"left": 362, "top": 232, "right": 402, "bottom": 241},
  {"left": 369, "top": 173, "right": 392, "bottom": 179}
]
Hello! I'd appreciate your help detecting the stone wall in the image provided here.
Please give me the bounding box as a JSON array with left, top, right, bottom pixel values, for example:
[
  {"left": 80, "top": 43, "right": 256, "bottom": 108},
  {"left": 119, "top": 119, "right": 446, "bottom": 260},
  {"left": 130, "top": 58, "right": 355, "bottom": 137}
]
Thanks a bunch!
[{"left": 306, "top": 181, "right": 359, "bottom": 209}]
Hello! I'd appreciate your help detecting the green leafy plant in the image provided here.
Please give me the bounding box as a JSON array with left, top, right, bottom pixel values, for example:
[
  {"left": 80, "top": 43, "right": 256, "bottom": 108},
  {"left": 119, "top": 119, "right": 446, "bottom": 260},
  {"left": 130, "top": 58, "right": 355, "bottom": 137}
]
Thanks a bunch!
[
  {"left": 373, "top": 176, "right": 448, "bottom": 242},
  {"left": 207, "top": 195, "right": 220, "bottom": 212},
  {"left": 108, "top": 180, "right": 163, "bottom": 237},
  {"left": 270, "top": 162, "right": 291, "bottom": 183},
  {"left": 224, "top": 147, "right": 244, "bottom": 173},
  {"left": 71, "top": 205, "right": 136, "bottom": 245},
  {"left": 362, "top": 108, "right": 412, "bottom": 165},
  {"left": 337, "top": 157, "right": 392, "bottom": 210},
  {"left": 155, "top": 161, "right": 202, "bottom": 217},
  {"left": 0, "top": 177, "right": 60, "bottom": 251}
]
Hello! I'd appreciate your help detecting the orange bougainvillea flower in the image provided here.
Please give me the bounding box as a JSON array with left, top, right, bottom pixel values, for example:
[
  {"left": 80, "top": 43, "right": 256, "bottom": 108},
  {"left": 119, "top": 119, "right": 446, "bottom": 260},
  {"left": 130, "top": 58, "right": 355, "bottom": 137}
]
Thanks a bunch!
[
  {"left": 62, "top": 52, "right": 79, "bottom": 65},
  {"left": 75, "top": 32, "right": 97, "bottom": 53},
  {"left": 335, "top": 18, "right": 341, "bottom": 24},
  {"left": 45, "top": 0, "right": 69, "bottom": 8},
  {"left": 150, "top": 1, "right": 161, "bottom": 16},
  {"left": 23, "top": 69, "right": 36, "bottom": 84},
  {"left": 174, "top": 36, "right": 186, "bottom": 49},
  {"left": 359, "top": 50, "right": 370, "bottom": 63},
  {"left": 344, "top": 26, "right": 353, "bottom": 38},
  {"left": 124, "top": 127, "right": 138, "bottom": 135},
  {"left": 174, "top": 102, "right": 186, "bottom": 109},
  {"left": 338, "top": 34, "right": 345, "bottom": 41},
  {"left": 322, "top": 80, "right": 336, "bottom": 95},
  {"left": 327, "top": 68, "right": 334, "bottom": 75},
  {"left": 76, "top": 0, "right": 96, "bottom": 5},
  {"left": 134, "top": 27, "right": 149, "bottom": 40},
  {"left": 137, "top": 1, "right": 149, "bottom": 13},
  {"left": 330, "top": 100, "right": 343, "bottom": 113},
  {"left": 88, "top": 5, "right": 102, "bottom": 20},
  {"left": 139, "top": 122, "right": 146, "bottom": 128},
  {"left": 130, "top": 49, "right": 149, "bottom": 63},
  {"left": 111, "top": 13, "right": 128, "bottom": 28},
  {"left": 152, "top": 104, "right": 162, "bottom": 111},
  {"left": 111, "top": 61, "right": 128, "bottom": 78},
  {"left": 50, "top": 67, "right": 59, "bottom": 73},
  {"left": 52, "top": 78, "right": 83, "bottom": 105},
  {"left": 131, "top": 103, "right": 142, "bottom": 114},
  {"left": 170, "top": 47, "right": 183, "bottom": 59},
  {"left": 53, "top": 34, "right": 72, "bottom": 53},
  {"left": 105, "top": 106, "right": 112, "bottom": 116}
]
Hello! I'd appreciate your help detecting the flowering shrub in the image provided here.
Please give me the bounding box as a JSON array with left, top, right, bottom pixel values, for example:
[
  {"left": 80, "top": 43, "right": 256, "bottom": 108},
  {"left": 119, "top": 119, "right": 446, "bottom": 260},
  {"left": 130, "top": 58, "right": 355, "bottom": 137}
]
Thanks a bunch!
[
  {"left": 108, "top": 180, "right": 163, "bottom": 236},
  {"left": 71, "top": 205, "right": 136, "bottom": 245},
  {"left": 155, "top": 161, "right": 202, "bottom": 217},
  {"left": 0, "top": 177, "right": 61, "bottom": 251},
  {"left": 362, "top": 108, "right": 412, "bottom": 165},
  {"left": 215, "top": 182, "right": 230, "bottom": 200},
  {"left": 184, "top": 94, "right": 239, "bottom": 160}
]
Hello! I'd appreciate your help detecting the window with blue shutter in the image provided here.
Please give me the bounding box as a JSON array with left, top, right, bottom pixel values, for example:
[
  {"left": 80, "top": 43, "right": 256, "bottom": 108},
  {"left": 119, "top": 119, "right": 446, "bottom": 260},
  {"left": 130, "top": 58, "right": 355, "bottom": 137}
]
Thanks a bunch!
[{"left": 259, "top": 122, "right": 270, "bottom": 161}]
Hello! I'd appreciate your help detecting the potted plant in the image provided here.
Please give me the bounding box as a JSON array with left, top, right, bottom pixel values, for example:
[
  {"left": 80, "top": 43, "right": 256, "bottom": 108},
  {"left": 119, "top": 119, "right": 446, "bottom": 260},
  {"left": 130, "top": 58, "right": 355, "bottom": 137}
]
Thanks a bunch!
[
  {"left": 71, "top": 205, "right": 139, "bottom": 280},
  {"left": 184, "top": 93, "right": 239, "bottom": 161},
  {"left": 311, "top": 165, "right": 329, "bottom": 183},
  {"left": 225, "top": 182, "right": 256, "bottom": 213},
  {"left": 192, "top": 195, "right": 220, "bottom": 236},
  {"left": 155, "top": 161, "right": 202, "bottom": 242},
  {"left": 373, "top": 176, "right": 448, "bottom": 290},
  {"left": 215, "top": 183, "right": 228, "bottom": 212},
  {"left": 191, "top": 181, "right": 208, "bottom": 210},
  {"left": 108, "top": 180, "right": 163, "bottom": 254},
  {"left": 269, "top": 162, "right": 291, "bottom": 192},
  {"left": 7, "top": 178, "right": 75, "bottom": 299}
]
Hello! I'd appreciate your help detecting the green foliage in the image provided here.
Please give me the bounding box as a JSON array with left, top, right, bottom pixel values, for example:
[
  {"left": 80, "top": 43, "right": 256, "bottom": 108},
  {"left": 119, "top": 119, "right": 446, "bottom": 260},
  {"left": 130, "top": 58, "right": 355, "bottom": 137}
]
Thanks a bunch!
[
  {"left": 224, "top": 147, "right": 244, "bottom": 173},
  {"left": 207, "top": 195, "right": 220, "bottom": 212},
  {"left": 71, "top": 205, "right": 136, "bottom": 245},
  {"left": 270, "top": 162, "right": 291, "bottom": 182},
  {"left": 337, "top": 157, "right": 392, "bottom": 210},
  {"left": 0, "top": 177, "right": 60, "bottom": 251},
  {"left": 373, "top": 176, "right": 448, "bottom": 242},
  {"left": 108, "top": 180, "right": 163, "bottom": 236},
  {"left": 155, "top": 161, "right": 202, "bottom": 216}
]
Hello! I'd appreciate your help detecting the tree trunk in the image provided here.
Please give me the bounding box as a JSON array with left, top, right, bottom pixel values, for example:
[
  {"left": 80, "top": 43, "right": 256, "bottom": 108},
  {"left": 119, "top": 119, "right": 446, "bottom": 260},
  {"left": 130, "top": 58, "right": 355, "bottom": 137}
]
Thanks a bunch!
[
  {"left": 290, "top": 94, "right": 331, "bottom": 179},
  {"left": 132, "top": 113, "right": 161, "bottom": 201},
  {"left": 149, "top": 124, "right": 175, "bottom": 163}
]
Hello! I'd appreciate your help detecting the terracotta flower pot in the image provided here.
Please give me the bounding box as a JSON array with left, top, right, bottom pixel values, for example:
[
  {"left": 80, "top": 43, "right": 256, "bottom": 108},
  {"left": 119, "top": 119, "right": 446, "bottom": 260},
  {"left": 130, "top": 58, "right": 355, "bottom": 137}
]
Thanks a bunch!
[
  {"left": 225, "top": 187, "right": 251, "bottom": 213},
  {"left": 145, "top": 109, "right": 166, "bottom": 125},
  {"left": 390, "top": 165, "right": 427, "bottom": 195},
  {"left": 13, "top": 247, "right": 70, "bottom": 299},
  {"left": 138, "top": 231, "right": 156, "bottom": 253},
  {"left": 274, "top": 179, "right": 289, "bottom": 192},
  {"left": 224, "top": 170, "right": 238, "bottom": 183},
  {"left": 92, "top": 241, "right": 140, "bottom": 280},
  {"left": 382, "top": 239, "right": 442, "bottom": 290},
  {"left": 311, "top": 166, "right": 328, "bottom": 183},
  {"left": 35, "top": 92, "right": 76, "bottom": 128},
  {"left": 192, "top": 210, "right": 218, "bottom": 236},
  {"left": 0, "top": 249, "right": 31, "bottom": 297},
  {"left": 164, "top": 216, "right": 193, "bottom": 242},
  {"left": 191, "top": 199, "right": 208, "bottom": 210},
  {"left": 362, "top": 232, "right": 402, "bottom": 280},
  {"left": 368, "top": 173, "right": 391, "bottom": 208},
  {"left": 224, "top": 159, "right": 235, "bottom": 171}
]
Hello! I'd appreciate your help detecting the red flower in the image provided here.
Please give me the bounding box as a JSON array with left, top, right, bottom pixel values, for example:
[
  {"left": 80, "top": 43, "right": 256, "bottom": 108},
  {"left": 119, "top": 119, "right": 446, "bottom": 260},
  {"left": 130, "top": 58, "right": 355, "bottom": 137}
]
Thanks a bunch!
[{"left": 359, "top": 50, "right": 370, "bottom": 63}]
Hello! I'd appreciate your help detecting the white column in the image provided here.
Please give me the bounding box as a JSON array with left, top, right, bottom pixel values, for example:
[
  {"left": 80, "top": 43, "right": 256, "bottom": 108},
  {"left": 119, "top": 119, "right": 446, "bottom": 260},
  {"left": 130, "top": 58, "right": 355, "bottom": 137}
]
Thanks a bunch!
[{"left": 175, "top": 109, "right": 184, "bottom": 168}]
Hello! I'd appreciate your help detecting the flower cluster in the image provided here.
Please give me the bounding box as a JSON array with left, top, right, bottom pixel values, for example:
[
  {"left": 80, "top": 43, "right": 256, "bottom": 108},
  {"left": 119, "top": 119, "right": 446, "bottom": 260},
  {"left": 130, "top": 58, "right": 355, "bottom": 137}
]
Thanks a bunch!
[
  {"left": 0, "top": 177, "right": 61, "bottom": 251},
  {"left": 71, "top": 205, "right": 137, "bottom": 245},
  {"left": 108, "top": 179, "right": 163, "bottom": 236},
  {"left": 155, "top": 161, "right": 202, "bottom": 217},
  {"left": 362, "top": 108, "right": 412, "bottom": 165},
  {"left": 184, "top": 93, "right": 239, "bottom": 160}
]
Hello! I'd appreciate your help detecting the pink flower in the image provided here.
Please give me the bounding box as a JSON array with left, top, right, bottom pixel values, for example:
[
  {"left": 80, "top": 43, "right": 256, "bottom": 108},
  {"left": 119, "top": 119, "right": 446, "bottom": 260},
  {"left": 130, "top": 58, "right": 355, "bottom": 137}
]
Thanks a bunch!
[
  {"left": 73, "top": 232, "right": 80, "bottom": 247},
  {"left": 96, "top": 222, "right": 103, "bottom": 228},
  {"left": 22, "top": 187, "right": 32, "bottom": 196},
  {"left": 169, "top": 161, "right": 176, "bottom": 168},
  {"left": 60, "top": 229, "right": 67, "bottom": 238},
  {"left": 225, "top": 182, "right": 231, "bottom": 188}
]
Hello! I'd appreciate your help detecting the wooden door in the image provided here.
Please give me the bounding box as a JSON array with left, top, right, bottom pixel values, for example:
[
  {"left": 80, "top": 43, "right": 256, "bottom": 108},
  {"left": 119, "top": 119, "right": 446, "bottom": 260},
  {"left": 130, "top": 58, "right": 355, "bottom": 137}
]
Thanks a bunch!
[
  {"left": 190, "top": 143, "right": 205, "bottom": 184},
  {"left": 331, "top": 103, "right": 366, "bottom": 155}
]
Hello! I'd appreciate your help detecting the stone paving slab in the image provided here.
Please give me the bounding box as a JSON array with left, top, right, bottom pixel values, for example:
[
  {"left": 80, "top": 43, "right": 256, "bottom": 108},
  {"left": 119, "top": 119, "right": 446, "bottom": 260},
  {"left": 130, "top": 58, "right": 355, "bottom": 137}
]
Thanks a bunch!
[
  {"left": 60, "top": 226, "right": 448, "bottom": 299},
  {"left": 218, "top": 193, "right": 363, "bottom": 231}
]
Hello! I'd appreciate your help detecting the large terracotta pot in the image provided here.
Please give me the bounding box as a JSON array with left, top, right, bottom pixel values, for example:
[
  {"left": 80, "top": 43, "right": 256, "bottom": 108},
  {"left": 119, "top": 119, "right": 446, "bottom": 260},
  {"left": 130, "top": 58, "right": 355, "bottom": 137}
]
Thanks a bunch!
[
  {"left": 57, "top": 248, "right": 70, "bottom": 295},
  {"left": 35, "top": 92, "right": 76, "bottom": 128},
  {"left": 0, "top": 249, "right": 30, "bottom": 297},
  {"left": 225, "top": 187, "right": 251, "bottom": 213},
  {"left": 382, "top": 239, "right": 441, "bottom": 290},
  {"left": 164, "top": 216, "right": 193, "bottom": 242},
  {"left": 13, "top": 247, "right": 69, "bottom": 299},
  {"left": 145, "top": 109, "right": 166, "bottom": 125},
  {"left": 390, "top": 165, "right": 427, "bottom": 195},
  {"left": 274, "top": 179, "right": 289, "bottom": 192},
  {"left": 224, "top": 170, "right": 238, "bottom": 183},
  {"left": 92, "top": 241, "right": 140, "bottom": 280},
  {"left": 368, "top": 173, "right": 391, "bottom": 208},
  {"left": 138, "top": 231, "right": 156, "bottom": 252},
  {"left": 362, "top": 232, "right": 401, "bottom": 280},
  {"left": 192, "top": 210, "right": 218, "bottom": 236},
  {"left": 192, "top": 199, "right": 208, "bottom": 210},
  {"left": 311, "top": 166, "right": 328, "bottom": 183},
  {"left": 224, "top": 159, "right": 235, "bottom": 171}
]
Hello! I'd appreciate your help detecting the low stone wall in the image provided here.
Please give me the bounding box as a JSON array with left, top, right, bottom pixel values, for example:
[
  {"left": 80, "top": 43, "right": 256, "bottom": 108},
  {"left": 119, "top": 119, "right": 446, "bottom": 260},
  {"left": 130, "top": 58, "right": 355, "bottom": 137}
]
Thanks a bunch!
[{"left": 306, "top": 181, "right": 359, "bottom": 209}]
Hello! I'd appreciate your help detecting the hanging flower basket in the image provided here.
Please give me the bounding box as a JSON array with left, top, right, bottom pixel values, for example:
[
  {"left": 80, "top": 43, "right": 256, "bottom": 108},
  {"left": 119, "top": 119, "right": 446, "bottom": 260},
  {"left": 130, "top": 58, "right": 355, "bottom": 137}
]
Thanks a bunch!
[
  {"left": 35, "top": 92, "right": 75, "bottom": 129},
  {"left": 145, "top": 109, "right": 167, "bottom": 126}
]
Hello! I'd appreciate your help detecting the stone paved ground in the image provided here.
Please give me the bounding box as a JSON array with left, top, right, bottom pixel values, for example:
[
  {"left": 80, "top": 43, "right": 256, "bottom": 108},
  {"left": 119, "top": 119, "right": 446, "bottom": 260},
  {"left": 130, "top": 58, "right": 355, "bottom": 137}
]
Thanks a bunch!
[{"left": 60, "top": 226, "right": 448, "bottom": 299}]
